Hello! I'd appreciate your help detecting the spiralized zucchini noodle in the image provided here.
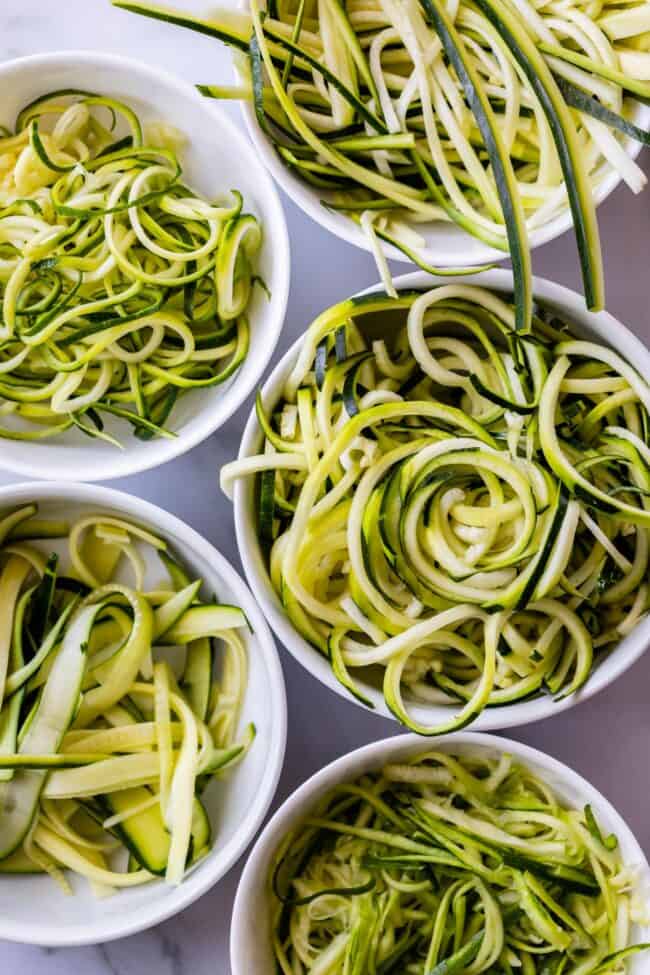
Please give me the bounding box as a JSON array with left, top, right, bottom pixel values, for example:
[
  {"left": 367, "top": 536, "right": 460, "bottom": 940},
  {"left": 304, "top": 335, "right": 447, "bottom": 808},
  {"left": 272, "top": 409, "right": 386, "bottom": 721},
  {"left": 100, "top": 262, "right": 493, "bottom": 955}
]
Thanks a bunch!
[
  {"left": 0, "top": 503, "right": 252, "bottom": 890},
  {"left": 221, "top": 284, "right": 650, "bottom": 734},
  {"left": 270, "top": 748, "right": 650, "bottom": 974},
  {"left": 115, "top": 0, "right": 650, "bottom": 326},
  {"left": 0, "top": 90, "right": 263, "bottom": 445}
]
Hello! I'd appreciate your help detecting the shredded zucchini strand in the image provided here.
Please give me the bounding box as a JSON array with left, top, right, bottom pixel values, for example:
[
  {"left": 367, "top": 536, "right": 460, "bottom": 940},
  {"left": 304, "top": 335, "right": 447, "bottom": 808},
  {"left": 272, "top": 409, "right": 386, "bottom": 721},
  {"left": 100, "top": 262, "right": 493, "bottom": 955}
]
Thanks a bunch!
[{"left": 0, "top": 91, "right": 263, "bottom": 444}]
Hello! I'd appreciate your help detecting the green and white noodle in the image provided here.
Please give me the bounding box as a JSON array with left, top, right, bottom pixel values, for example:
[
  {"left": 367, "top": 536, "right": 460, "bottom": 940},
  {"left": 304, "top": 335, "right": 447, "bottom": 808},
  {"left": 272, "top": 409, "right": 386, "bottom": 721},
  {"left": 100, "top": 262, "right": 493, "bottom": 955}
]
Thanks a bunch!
[
  {"left": 222, "top": 284, "right": 650, "bottom": 734},
  {"left": 0, "top": 91, "right": 262, "bottom": 444},
  {"left": 270, "top": 748, "right": 650, "bottom": 974},
  {"left": 115, "top": 0, "right": 650, "bottom": 325}
]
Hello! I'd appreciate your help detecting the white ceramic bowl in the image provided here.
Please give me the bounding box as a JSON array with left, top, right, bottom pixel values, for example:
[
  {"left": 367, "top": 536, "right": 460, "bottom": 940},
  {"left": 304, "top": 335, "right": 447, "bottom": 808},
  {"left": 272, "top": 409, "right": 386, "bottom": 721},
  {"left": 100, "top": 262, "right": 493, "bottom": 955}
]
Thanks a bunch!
[
  {"left": 241, "top": 80, "right": 650, "bottom": 269},
  {"left": 234, "top": 268, "right": 650, "bottom": 731},
  {"left": 0, "top": 481, "right": 287, "bottom": 946},
  {"left": 231, "top": 731, "right": 650, "bottom": 974},
  {"left": 0, "top": 52, "right": 290, "bottom": 482}
]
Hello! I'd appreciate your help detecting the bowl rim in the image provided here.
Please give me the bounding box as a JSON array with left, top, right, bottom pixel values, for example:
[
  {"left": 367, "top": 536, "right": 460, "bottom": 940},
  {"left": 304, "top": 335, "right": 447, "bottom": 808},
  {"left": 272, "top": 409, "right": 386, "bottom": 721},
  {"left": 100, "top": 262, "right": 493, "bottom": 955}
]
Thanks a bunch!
[
  {"left": 230, "top": 730, "right": 650, "bottom": 975},
  {"left": 234, "top": 267, "right": 650, "bottom": 732},
  {"left": 239, "top": 84, "right": 650, "bottom": 268},
  {"left": 0, "top": 479, "right": 287, "bottom": 947},
  {"left": 0, "top": 50, "right": 290, "bottom": 483}
]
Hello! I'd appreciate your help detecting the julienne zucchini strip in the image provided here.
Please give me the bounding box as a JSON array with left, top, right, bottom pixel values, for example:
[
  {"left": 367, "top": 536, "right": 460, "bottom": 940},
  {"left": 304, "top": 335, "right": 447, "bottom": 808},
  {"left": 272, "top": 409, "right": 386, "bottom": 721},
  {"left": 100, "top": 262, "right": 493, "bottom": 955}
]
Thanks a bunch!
[
  {"left": 418, "top": 0, "right": 531, "bottom": 330},
  {"left": 540, "top": 42, "right": 650, "bottom": 101},
  {"left": 113, "top": 0, "right": 649, "bottom": 312},
  {"left": 110, "top": 0, "right": 251, "bottom": 51},
  {"left": 269, "top": 750, "right": 650, "bottom": 975},
  {"left": 221, "top": 283, "right": 650, "bottom": 734},
  {"left": 556, "top": 78, "right": 650, "bottom": 148},
  {"left": 0, "top": 503, "right": 253, "bottom": 888},
  {"left": 472, "top": 0, "right": 604, "bottom": 311},
  {"left": 0, "top": 90, "right": 263, "bottom": 445}
]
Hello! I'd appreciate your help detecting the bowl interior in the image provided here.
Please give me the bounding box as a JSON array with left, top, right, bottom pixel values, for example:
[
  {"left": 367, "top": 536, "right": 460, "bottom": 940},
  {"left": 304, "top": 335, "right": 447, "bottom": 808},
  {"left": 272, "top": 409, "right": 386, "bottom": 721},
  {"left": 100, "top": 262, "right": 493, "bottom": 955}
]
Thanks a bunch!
[
  {"left": 235, "top": 268, "right": 650, "bottom": 731},
  {"left": 241, "top": 94, "right": 650, "bottom": 267},
  {"left": 0, "top": 53, "right": 288, "bottom": 482},
  {"left": 0, "top": 484, "right": 285, "bottom": 945},
  {"left": 232, "top": 733, "right": 650, "bottom": 974}
]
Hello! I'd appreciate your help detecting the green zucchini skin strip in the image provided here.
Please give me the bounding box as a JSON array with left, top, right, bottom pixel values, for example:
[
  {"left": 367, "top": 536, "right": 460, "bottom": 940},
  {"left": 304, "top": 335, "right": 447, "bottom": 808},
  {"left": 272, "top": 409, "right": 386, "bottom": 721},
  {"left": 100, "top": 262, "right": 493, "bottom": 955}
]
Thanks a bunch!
[
  {"left": 0, "top": 603, "right": 98, "bottom": 859},
  {"left": 112, "top": 0, "right": 250, "bottom": 51},
  {"left": 555, "top": 77, "right": 650, "bottom": 146},
  {"left": 29, "top": 120, "right": 76, "bottom": 173},
  {"left": 15, "top": 88, "right": 99, "bottom": 131},
  {"left": 0, "top": 753, "right": 111, "bottom": 769}
]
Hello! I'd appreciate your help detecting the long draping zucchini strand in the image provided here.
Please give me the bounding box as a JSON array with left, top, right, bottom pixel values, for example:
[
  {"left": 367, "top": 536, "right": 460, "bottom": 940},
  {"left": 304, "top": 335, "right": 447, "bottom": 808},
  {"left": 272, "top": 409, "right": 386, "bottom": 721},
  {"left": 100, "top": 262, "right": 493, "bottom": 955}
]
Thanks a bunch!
[
  {"left": 0, "top": 503, "right": 252, "bottom": 889},
  {"left": 0, "top": 91, "right": 262, "bottom": 445},
  {"left": 221, "top": 284, "right": 650, "bottom": 734},
  {"left": 270, "top": 749, "right": 650, "bottom": 975},
  {"left": 114, "top": 0, "right": 650, "bottom": 317}
]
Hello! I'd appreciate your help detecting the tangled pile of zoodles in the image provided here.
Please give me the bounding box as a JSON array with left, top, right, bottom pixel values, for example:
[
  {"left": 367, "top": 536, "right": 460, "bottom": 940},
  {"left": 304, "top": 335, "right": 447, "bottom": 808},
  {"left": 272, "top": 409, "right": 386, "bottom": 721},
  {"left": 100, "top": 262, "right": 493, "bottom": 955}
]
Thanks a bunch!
[
  {"left": 116, "top": 0, "right": 650, "bottom": 325},
  {"left": 0, "top": 503, "right": 251, "bottom": 890},
  {"left": 0, "top": 90, "right": 262, "bottom": 444},
  {"left": 221, "top": 284, "right": 650, "bottom": 734},
  {"left": 271, "top": 749, "right": 650, "bottom": 974}
]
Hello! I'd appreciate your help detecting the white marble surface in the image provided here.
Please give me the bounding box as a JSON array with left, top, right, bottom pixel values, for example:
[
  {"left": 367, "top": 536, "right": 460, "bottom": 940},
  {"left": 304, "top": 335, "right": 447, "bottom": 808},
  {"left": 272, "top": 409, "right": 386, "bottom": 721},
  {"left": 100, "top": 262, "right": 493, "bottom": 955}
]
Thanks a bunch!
[{"left": 0, "top": 2, "right": 649, "bottom": 972}]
